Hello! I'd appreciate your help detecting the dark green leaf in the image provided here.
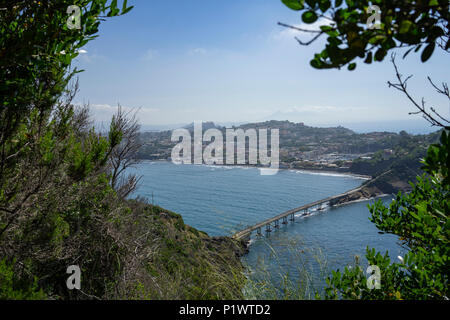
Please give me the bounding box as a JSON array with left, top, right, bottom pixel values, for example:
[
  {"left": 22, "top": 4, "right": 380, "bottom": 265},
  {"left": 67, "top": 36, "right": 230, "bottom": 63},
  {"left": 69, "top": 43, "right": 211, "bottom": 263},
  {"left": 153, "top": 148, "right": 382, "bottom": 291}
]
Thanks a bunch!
[
  {"left": 421, "top": 42, "right": 435, "bottom": 62},
  {"left": 364, "top": 51, "right": 372, "bottom": 64},
  {"left": 302, "top": 11, "right": 318, "bottom": 24},
  {"left": 319, "top": 0, "right": 331, "bottom": 12},
  {"left": 281, "top": 0, "right": 304, "bottom": 10},
  {"left": 374, "top": 48, "right": 387, "bottom": 61},
  {"left": 399, "top": 20, "right": 413, "bottom": 34}
]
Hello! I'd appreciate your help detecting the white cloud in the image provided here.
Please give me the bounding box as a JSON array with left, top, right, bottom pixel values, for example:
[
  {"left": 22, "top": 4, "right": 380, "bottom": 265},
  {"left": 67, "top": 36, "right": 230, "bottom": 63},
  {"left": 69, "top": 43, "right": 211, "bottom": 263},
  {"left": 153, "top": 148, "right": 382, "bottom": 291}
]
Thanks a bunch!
[
  {"left": 61, "top": 49, "right": 87, "bottom": 55},
  {"left": 75, "top": 52, "right": 105, "bottom": 64},
  {"left": 188, "top": 47, "right": 207, "bottom": 56}
]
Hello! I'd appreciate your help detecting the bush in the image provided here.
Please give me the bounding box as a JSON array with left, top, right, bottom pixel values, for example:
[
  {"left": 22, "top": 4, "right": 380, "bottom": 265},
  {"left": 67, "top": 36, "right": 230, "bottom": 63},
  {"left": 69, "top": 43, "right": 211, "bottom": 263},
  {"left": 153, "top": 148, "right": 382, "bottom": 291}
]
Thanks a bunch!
[{"left": 321, "top": 131, "right": 449, "bottom": 299}]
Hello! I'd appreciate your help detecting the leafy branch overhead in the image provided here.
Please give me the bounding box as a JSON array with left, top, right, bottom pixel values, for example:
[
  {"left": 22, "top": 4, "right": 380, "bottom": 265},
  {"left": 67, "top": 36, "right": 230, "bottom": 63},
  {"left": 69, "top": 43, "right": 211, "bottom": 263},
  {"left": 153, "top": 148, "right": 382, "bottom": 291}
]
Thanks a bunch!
[
  {"left": 0, "top": 0, "right": 134, "bottom": 117},
  {"left": 280, "top": 0, "right": 450, "bottom": 70}
]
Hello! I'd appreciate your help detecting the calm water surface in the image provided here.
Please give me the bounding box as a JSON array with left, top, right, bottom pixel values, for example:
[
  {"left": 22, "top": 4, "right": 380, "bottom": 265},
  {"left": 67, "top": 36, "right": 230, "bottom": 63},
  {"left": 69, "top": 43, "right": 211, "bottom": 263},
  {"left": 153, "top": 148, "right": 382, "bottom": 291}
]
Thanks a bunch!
[{"left": 131, "top": 161, "right": 405, "bottom": 293}]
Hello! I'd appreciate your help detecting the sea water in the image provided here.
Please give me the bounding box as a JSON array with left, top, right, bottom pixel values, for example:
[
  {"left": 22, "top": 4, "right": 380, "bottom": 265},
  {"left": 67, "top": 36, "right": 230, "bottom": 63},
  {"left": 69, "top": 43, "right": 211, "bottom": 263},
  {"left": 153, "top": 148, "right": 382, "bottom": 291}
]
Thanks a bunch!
[{"left": 130, "top": 161, "right": 406, "bottom": 295}]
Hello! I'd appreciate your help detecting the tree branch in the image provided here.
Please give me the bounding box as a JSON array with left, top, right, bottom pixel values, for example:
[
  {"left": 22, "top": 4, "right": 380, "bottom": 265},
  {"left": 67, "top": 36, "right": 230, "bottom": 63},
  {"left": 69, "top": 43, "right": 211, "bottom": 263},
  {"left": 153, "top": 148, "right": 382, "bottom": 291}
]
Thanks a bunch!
[{"left": 387, "top": 53, "right": 449, "bottom": 128}]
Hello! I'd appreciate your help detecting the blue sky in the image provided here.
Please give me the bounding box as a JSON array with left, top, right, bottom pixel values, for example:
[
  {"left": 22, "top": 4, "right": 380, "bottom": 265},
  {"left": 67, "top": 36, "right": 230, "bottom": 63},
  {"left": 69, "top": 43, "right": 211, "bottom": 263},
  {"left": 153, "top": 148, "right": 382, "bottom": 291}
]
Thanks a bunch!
[{"left": 74, "top": 0, "right": 449, "bottom": 132}]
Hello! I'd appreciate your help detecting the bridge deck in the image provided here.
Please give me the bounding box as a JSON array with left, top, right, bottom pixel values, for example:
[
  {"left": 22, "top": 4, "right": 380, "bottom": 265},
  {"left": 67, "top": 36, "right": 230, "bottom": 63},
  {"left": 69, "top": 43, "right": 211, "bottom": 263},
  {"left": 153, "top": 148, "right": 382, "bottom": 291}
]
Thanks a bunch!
[{"left": 232, "top": 187, "right": 362, "bottom": 240}]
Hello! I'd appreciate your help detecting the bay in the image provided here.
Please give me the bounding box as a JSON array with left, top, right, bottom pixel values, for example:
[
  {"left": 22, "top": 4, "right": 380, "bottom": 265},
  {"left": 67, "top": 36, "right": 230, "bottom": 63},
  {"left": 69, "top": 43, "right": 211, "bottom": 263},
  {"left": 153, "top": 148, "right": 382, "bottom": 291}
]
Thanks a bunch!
[{"left": 130, "top": 161, "right": 405, "bottom": 295}]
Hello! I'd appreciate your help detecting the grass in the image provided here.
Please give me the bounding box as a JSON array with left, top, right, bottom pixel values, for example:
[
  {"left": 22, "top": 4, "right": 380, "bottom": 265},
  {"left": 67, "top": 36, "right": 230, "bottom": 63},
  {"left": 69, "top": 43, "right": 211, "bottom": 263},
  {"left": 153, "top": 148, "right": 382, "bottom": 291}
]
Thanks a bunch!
[{"left": 241, "top": 236, "right": 331, "bottom": 300}]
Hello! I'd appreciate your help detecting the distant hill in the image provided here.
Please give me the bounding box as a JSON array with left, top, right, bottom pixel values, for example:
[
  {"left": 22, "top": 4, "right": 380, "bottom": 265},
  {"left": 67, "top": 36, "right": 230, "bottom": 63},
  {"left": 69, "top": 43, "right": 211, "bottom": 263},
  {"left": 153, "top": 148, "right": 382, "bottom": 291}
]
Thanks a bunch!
[
  {"left": 136, "top": 120, "right": 441, "bottom": 196},
  {"left": 183, "top": 121, "right": 222, "bottom": 131}
]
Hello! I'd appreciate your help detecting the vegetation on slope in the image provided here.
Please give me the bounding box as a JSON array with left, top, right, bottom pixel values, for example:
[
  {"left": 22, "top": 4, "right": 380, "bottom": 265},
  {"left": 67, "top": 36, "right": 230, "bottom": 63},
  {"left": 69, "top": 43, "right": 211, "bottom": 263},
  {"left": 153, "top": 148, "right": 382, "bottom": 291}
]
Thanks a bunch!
[
  {"left": 0, "top": 1, "right": 245, "bottom": 300},
  {"left": 98, "top": 200, "right": 246, "bottom": 300},
  {"left": 331, "top": 130, "right": 445, "bottom": 201}
]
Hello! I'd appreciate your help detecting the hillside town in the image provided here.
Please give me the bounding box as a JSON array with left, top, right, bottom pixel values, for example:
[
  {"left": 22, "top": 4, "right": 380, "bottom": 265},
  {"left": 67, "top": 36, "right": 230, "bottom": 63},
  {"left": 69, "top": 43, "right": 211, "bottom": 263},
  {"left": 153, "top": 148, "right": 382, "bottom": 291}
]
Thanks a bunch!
[{"left": 136, "top": 120, "right": 432, "bottom": 173}]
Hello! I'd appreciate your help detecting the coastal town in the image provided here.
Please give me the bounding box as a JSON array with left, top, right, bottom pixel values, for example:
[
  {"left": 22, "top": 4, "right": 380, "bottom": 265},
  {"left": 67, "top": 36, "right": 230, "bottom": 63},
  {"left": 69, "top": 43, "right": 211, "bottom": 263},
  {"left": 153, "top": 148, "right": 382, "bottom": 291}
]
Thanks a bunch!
[
  {"left": 136, "top": 120, "right": 429, "bottom": 172},
  {"left": 134, "top": 120, "right": 440, "bottom": 201}
]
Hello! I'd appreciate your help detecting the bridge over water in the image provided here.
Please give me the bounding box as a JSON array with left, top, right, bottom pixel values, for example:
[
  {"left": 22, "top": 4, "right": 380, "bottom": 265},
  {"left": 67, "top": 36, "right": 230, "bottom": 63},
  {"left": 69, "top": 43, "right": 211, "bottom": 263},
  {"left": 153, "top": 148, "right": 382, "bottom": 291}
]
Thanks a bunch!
[{"left": 232, "top": 187, "right": 362, "bottom": 240}]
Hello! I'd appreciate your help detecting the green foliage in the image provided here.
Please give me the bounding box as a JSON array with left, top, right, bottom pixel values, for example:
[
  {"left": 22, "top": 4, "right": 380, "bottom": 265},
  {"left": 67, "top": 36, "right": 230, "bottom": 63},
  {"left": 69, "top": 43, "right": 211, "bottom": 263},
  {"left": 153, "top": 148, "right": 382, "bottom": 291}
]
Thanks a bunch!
[
  {"left": 282, "top": 0, "right": 305, "bottom": 11},
  {"left": 0, "top": 0, "right": 249, "bottom": 301},
  {"left": 67, "top": 130, "right": 111, "bottom": 180},
  {"left": 322, "top": 249, "right": 405, "bottom": 299},
  {"left": 0, "top": 0, "right": 133, "bottom": 300},
  {"left": 280, "top": 0, "right": 449, "bottom": 69},
  {"left": 422, "top": 130, "right": 450, "bottom": 186},
  {"left": 0, "top": 259, "right": 46, "bottom": 300},
  {"left": 321, "top": 130, "right": 449, "bottom": 299},
  {"left": 0, "top": 0, "right": 132, "bottom": 166}
]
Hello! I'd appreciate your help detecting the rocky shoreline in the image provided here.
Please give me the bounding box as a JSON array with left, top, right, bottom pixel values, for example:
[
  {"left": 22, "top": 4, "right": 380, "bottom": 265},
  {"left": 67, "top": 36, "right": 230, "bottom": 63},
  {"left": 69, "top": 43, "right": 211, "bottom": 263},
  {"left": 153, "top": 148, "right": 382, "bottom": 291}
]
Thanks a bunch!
[{"left": 329, "top": 185, "right": 388, "bottom": 207}]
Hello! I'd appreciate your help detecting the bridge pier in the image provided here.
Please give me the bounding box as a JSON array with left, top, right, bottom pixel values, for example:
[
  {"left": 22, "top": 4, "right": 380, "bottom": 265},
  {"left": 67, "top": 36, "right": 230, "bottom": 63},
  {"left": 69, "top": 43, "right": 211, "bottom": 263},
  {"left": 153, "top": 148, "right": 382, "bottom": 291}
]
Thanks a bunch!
[
  {"left": 257, "top": 227, "right": 262, "bottom": 236},
  {"left": 232, "top": 187, "right": 362, "bottom": 240}
]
